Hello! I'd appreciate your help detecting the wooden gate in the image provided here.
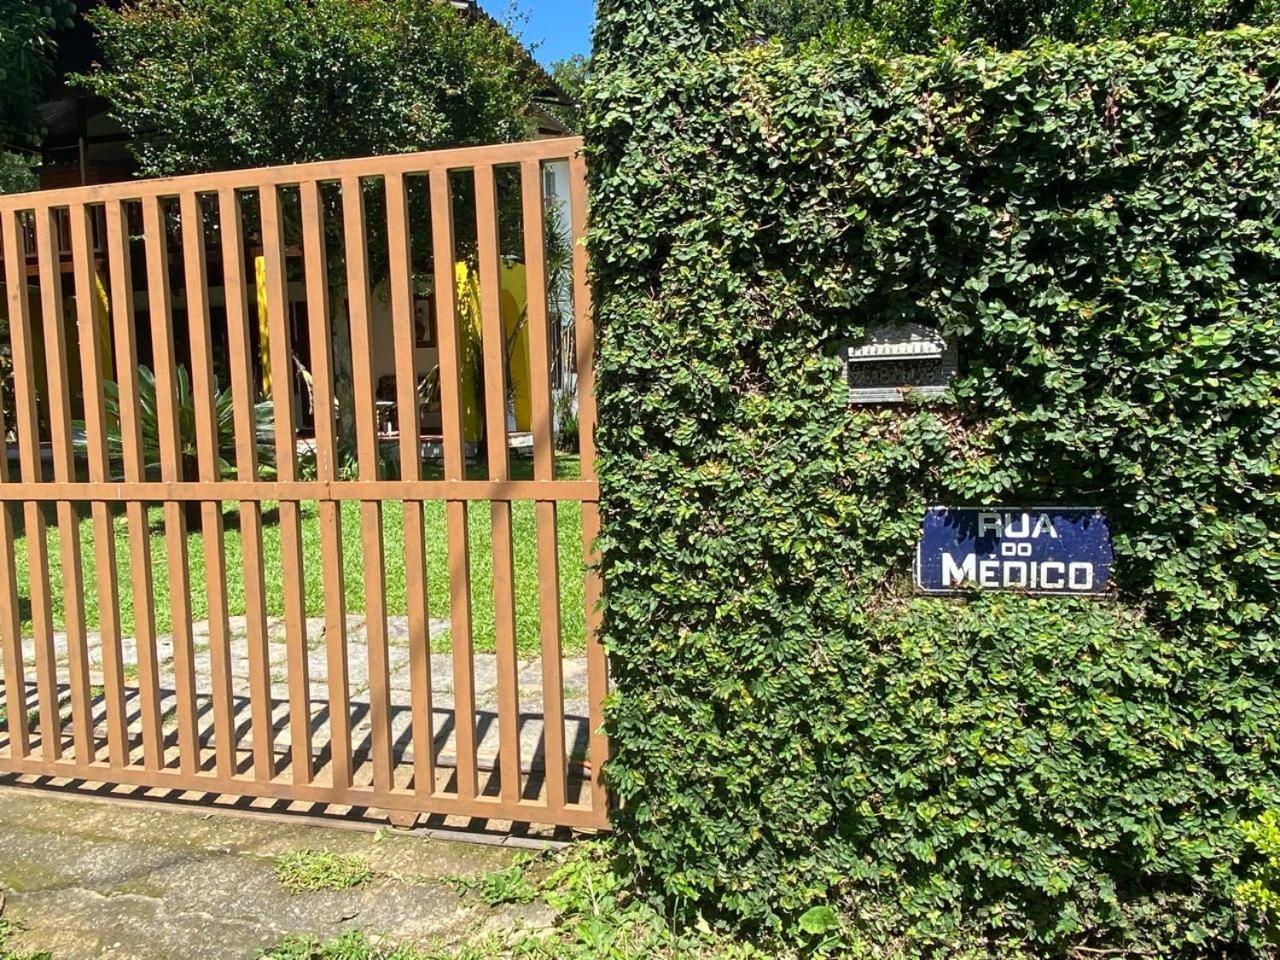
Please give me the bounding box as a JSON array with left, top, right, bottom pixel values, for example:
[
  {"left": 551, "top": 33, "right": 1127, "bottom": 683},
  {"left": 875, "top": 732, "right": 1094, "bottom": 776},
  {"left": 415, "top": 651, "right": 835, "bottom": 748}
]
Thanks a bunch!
[{"left": 0, "top": 137, "right": 607, "bottom": 830}]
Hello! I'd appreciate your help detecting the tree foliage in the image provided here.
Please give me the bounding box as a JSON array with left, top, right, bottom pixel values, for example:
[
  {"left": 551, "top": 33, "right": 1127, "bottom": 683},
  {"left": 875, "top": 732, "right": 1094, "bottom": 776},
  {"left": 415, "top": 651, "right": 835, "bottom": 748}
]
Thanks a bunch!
[
  {"left": 0, "top": 151, "right": 37, "bottom": 194},
  {"left": 586, "top": 11, "right": 1280, "bottom": 956},
  {"left": 77, "top": 0, "right": 539, "bottom": 176},
  {"left": 0, "top": 0, "right": 74, "bottom": 193},
  {"left": 744, "top": 0, "right": 1280, "bottom": 49},
  {"left": 548, "top": 54, "right": 590, "bottom": 131},
  {"left": 0, "top": 0, "right": 73, "bottom": 147}
]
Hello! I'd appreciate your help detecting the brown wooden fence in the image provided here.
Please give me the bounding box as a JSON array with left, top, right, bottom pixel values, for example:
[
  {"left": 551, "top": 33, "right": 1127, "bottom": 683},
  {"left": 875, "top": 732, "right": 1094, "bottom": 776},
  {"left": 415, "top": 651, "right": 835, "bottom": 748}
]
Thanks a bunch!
[{"left": 0, "top": 137, "right": 607, "bottom": 830}]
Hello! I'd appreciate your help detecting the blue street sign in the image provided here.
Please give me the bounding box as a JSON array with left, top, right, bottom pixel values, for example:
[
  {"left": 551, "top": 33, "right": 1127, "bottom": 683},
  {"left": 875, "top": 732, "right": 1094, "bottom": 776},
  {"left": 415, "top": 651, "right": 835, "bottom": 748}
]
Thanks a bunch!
[{"left": 915, "top": 507, "right": 1114, "bottom": 596}]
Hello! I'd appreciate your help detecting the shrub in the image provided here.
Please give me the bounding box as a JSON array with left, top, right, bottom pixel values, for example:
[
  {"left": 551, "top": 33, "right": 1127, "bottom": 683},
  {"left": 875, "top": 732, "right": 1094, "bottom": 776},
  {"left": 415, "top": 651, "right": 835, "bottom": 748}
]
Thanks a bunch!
[
  {"left": 555, "top": 390, "right": 580, "bottom": 453},
  {"left": 1238, "top": 811, "right": 1280, "bottom": 940},
  {"left": 743, "top": 0, "right": 1280, "bottom": 51},
  {"left": 74, "top": 364, "right": 276, "bottom": 481},
  {"left": 77, "top": 0, "right": 534, "bottom": 177},
  {"left": 586, "top": 16, "right": 1280, "bottom": 957}
]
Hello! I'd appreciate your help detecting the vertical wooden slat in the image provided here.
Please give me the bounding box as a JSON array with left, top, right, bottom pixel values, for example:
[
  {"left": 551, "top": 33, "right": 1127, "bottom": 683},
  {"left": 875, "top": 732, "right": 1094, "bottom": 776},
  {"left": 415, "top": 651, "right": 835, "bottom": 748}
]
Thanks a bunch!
[
  {"left": 570, "top": 154, "right": 609, "bottom": 820},
  {"left": 299, "top": 180, "right": 352, "bottom": 790},
  {"left": 520, "top": 160, "right": 567, "bottom": 811},
  {"left": 260, "top": 185, "right": 313, "bottom": 785},
  {"left": 341, "top": 175, "right": 393, "bottom": 793},
  {"left": 5, "top": 208, "right": 57, "bottom": 762},
  {"left": 0, "top": 141, "right": 605, "bottom": 829},
  {"left": 105, "top": 199, "right": 164, "bottom": 770},
  {"left": 180, "top": 191, "right": 236, "bottom": 778},
  {"left": 386, "top": 172, "right": 435, "bottom": 798},
  {"left": 69, "top": 202, "right": 127, "bottom": 767},
  {"left": 429, "top": 169, "right": 478, "bottom": 800},
  {"left": 580, "top": 504, "right": 605, "bottom": 819},
  {"left": 217, "top": 187, "right": 274, "bottom": 780},
  {"left": 0, "top": 492, "right": 24, "bottom": 759},
  {"left": 0, "top": 212, "right": 31, "bottom": 758},
  {"left": 474, "top": 165, "right": 521, "bottom": 805},
  {"left": 568, "top": 160, "right": 597, "bottom": 475},
  {"left": 35, "top": 208, "right": 94, "bottom": 766},
  {"left": 142, "top": 194, "right": 199, "bottom": 773}
]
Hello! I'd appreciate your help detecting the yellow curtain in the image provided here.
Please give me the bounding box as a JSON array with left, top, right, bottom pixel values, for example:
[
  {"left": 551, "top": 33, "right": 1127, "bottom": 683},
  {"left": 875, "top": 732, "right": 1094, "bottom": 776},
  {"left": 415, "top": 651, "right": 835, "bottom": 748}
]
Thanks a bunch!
[
  {"left": 255, "top": 256, "right": 271, "bottom": 395},
  {"left": 453, "top": 260, "right": 532, "bottom": 443},
  {"left": 93, "top": 271, "right": 113, "bottom": 382},
  {"left": 500, "top": 262, "right": 532, "bottom": 434},
  {"left": 454, "top": 262, "right": 484, "bottom": 443},
  {"left": 49, "top": 270, "right": 113, "bottom": 412}
]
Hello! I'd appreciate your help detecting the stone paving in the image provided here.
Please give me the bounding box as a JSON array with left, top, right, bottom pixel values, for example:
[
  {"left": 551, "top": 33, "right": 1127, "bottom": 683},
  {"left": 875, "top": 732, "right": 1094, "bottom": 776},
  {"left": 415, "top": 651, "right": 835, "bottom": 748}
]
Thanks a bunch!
[
  {"left": 3, "top": 615, "right": 595, "bottom": 795},
  {"left": 0, "top": 785, "right": 553, "bottom": 959}
]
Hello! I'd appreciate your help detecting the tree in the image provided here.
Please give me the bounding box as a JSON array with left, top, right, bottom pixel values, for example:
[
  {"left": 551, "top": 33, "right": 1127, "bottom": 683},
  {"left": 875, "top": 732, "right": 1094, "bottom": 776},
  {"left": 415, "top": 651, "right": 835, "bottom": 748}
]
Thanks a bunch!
[
  {"left": 77, "top": 0, "right": 539, "bottom": 176},
  {"left": 0, "top": 0, "right": 74, "bottom": 192},
  {"left": 745, "top": 0, "right": 1280, "bottom": 50},
  {"left": 77, "top": 0, "right": 547, "bottom": 464},
  {"left": 0, "top": 151, "right": 37, "bottom": 195},
  {"left": 548, "top": 54, "right": 589, "bottom": 131}
]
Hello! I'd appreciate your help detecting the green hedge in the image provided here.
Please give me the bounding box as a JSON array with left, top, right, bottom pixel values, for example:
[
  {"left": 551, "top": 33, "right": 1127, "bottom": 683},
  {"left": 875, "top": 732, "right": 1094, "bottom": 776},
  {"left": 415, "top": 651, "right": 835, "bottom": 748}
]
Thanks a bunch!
[{"left": 586, "top": 19, "right": 1280, "bottom": 957}]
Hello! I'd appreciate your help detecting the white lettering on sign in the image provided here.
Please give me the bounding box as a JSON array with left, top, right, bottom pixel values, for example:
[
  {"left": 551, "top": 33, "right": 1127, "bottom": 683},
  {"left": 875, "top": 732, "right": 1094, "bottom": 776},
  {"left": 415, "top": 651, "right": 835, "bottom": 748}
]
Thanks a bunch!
[
  {"left": 942, "top": 553, "right": 976, "bottom": 585},
  {"left": 918, "top": 505, "right": 1112, "bottom": 596},
  {"left": 1004, "top": 563, "right": 1028, "bottom": 587},
  {"left": 979, "top": 559, "right": 1000, "bottom": 587},
  {"left": 940, "top": 556, "right": 1097, "bottom": 591},
  {"left": 977, "top": 511, "right": 1060, "bottom": 539},
  {"left": 1069, "top": 562, "right": 1093, "bottom": 590},
  {"left": 1040, "top": 561, "right": 1064, "bottom": 589}
]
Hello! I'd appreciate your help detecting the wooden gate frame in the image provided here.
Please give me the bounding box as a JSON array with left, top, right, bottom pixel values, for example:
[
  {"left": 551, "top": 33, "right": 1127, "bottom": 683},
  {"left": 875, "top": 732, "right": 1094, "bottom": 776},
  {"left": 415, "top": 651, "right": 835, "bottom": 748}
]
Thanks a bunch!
[{"left": 0, "top": 137, "right": 607, "bottom": 830}]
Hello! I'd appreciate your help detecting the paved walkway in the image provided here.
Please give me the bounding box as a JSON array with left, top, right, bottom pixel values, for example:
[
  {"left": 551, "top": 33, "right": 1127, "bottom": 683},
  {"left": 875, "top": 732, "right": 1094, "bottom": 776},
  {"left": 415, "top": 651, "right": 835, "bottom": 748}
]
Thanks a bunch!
[
  {"left": 0, "top": 786, "right": 550, "bottom": 959},
  {"left": 4, "top": 615, "right": 596, "bottom": 801}
]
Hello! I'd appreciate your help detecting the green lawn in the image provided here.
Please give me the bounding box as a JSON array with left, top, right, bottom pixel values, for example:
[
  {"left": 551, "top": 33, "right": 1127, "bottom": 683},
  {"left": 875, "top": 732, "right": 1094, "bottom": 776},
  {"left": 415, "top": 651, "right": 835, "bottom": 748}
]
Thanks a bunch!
[{"left": 11, "top": 456, "right": 587, "bottom": 655}]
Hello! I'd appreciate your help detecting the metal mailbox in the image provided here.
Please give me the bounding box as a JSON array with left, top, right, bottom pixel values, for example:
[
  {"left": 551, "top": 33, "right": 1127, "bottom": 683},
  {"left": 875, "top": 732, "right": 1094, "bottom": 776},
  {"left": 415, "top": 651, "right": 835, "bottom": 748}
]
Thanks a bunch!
[{"left": 842, "top": 322, "right": 957, "bottom": 404}]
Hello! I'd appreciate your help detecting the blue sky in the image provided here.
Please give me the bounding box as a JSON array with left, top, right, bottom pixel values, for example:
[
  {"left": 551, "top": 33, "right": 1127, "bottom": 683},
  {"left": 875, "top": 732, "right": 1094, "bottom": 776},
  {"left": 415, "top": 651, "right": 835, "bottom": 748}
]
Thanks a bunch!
[{"left": 480, "top": 0, "right": 595, "bottom": 67}]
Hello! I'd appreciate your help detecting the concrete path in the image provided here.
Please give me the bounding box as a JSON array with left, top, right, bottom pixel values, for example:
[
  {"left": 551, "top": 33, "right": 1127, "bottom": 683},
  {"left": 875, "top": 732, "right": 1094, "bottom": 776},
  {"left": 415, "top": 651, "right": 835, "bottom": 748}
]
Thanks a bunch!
[
  {"left": 5, "top": 614, "right": 596, "bottom": 800},
  {"left": 0, "top": 786, "right": 551, "bottom": 959}
]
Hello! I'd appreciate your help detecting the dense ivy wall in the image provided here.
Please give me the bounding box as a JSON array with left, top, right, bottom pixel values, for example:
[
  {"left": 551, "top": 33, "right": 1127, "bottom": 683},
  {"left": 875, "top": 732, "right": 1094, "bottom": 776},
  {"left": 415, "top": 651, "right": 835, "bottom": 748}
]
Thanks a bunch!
[{"left": 586, "top": 16, "right": 1280, "bottom": 956}]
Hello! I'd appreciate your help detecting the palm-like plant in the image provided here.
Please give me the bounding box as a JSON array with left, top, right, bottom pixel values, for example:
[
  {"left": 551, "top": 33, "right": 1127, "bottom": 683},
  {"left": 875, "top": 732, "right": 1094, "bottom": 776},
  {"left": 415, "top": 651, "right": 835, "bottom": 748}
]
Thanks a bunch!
[{"left": 75, "top": 364, "right": 276, "bottom": 481}]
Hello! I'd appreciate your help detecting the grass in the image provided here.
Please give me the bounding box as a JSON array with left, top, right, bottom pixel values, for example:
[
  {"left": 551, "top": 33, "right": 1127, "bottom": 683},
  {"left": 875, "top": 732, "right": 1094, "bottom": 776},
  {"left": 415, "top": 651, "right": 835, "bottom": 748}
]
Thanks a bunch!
[
  {"left": 0, "top": 918, "right": 50, "bottom": 960},
  {"left": 260, "top": 844, "right": 780, "bottom": 960},
  {"left": 444, "top": 860, "right": 538, "bottom": 906},
  {"left": 10, "top": 456, "right": 586, "bottom": 655},
  {"left": 274, "top": 849, "right": 374, "bottom": 894},
  {"left": 2, "top": 843, "right": 799, "bottom": 960},
  {"left": 259, "top": 930, "right": 426, "bottom": 960}
]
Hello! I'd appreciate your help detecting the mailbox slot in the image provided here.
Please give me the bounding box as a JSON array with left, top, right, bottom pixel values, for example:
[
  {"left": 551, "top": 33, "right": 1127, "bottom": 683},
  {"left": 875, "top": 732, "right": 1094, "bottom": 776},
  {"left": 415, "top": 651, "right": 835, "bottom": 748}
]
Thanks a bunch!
[{"left": 843, "top": 323, "right": 957, "bottom": 404}]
